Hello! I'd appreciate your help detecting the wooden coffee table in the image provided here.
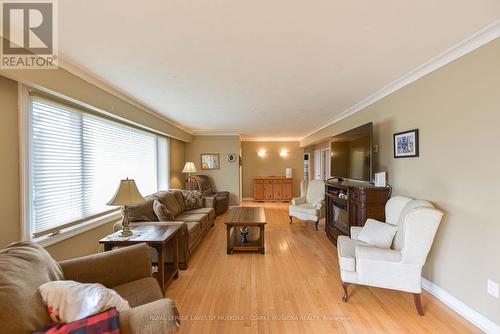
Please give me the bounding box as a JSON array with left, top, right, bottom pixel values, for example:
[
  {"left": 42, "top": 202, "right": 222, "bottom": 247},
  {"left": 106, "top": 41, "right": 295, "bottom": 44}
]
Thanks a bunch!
[
  {"left": 225, "top": 207, "right": 266, "bottom": 254},
  {"left": 99, "top": 225, "right": 181, "bottom": 293}
]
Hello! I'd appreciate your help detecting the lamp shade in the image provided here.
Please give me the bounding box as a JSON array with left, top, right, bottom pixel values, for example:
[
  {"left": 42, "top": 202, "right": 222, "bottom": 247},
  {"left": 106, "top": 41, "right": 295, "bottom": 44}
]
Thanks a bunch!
[
  {"left": 182, "top": 161, "right": 197, "bottom": 173},
  {"left": 107, "top": 178, "right": 145, "bottom": 206}
]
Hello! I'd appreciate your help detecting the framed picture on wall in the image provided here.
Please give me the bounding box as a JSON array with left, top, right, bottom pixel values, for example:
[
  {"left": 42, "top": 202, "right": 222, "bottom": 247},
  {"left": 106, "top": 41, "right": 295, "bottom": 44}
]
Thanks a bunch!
[
  {"left": 393, "top": 129, "right": 419, "bottom": 158},
  {"left": 201, "top": 153, "right": 220, "bottom": 170}
]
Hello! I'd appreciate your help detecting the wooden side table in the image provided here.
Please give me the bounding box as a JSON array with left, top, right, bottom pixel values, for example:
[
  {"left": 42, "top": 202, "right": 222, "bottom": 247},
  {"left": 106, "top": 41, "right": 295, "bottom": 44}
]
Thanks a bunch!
[{"left": 99, "top": 224, "right": 181, "bottom": 293}]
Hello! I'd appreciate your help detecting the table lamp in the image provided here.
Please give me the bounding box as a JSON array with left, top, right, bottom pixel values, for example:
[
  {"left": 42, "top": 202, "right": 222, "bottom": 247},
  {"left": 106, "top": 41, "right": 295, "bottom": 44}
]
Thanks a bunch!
[
  {"left": 182, "top": 161, "right": 197, "bottom": 189},
  {"left": 107, "top": 178, "right": 145, "bottom": 237}
]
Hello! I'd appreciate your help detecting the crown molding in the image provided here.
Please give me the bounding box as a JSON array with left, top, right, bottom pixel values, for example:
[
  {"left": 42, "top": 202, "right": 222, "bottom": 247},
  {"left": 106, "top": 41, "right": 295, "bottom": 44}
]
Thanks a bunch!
[
  {"left": 300, "top": 19, "right": 500, "bottom": 142},
  {"left": 192, "top": 132, "right": 242, "bottom": 136},
  {"left": 57, "top": 54, "right": 193, "bottom": 136},
  {"left": 241, "top": 137, "right": 302, "bottom": 142}
]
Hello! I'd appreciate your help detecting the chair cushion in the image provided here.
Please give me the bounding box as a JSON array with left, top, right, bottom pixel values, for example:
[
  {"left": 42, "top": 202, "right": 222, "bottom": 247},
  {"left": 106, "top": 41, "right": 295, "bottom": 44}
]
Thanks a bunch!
[
  {"left": 128, "top": 196, "right": 158, "bottom": 222},
  {"left": 290, "top": 203, "right": 318, "bottom": 216},
  {"left": 0, "top": 241, "right": 64, "bottom": 333},
  {"left": 337, "top": 236, "right": 369, "bottom": 272},
  {"left": 357, "top": 219, "right": 397, "bottom": 248},
  {"left": 155, "top": 191, "right": 183, "bottom": 217},
  {"left": 112, "top": 277, "right": 163, "bottom": 308}
]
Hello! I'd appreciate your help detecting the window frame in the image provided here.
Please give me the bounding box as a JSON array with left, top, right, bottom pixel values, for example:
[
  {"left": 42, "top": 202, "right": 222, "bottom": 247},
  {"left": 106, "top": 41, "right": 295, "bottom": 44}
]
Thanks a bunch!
[{"left": 19, "top": 85, "right": 169, "bottom": 247}]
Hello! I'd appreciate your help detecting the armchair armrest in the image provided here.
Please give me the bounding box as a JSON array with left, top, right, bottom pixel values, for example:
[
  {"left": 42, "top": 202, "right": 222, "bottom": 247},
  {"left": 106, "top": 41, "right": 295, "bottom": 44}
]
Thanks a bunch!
[
  {"left": 59, "top": 243, "right": 152, "bottom": 288},
  {"left": 350, "top": 226, "right": 363, "bottom": 240},
  {"left": 312, "top": 200, "right": 325, "bottom": 209},
  {"left": 119, "top": 298, "right": 180, "bottom": 334},
  {"left": 355, "top": 245, "right": 402, "bottom": 263},
  {"left": 291, "top": 196, "right": 306, "bottom": 205}
]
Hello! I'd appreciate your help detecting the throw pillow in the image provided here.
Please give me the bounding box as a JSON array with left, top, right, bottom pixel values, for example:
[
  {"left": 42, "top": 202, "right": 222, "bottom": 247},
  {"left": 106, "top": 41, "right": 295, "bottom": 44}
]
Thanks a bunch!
[
  {"left": 181, "top": 190, "right": 204, "bottom": 210},
  {"left": 38, "top": 280, "right": 130, "bottom": 323},
  {"left": 153, "top": 199, "right": 175, "bottom": 221},
  {"left": 33, "top": 308, "right": 119, "bottom": 334},
  {"left": 357, "top": 219, "right": 397, "bottom": 248}
]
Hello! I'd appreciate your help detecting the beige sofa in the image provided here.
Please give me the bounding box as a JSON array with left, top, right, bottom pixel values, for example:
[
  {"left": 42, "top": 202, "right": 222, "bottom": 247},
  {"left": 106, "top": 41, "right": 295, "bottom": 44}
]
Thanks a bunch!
[
  {"left": 114, "top": 189, "right": 216, "bottom": 269},
  {"left": 0, "top": 241, "right": 179, "bottom": 333}
]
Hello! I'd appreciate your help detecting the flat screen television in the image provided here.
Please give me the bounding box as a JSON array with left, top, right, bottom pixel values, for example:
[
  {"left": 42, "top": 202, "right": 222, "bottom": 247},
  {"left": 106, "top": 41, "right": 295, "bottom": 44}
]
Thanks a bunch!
[{"left": 330, "top": 122, "right": 373, "bottom": 182}]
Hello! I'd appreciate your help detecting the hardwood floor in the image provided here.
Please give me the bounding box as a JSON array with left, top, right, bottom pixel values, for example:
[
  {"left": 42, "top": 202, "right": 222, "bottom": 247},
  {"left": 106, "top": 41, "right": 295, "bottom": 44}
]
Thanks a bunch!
[{"left": 166, "top": 202, "right": 480, "bottom": 333}]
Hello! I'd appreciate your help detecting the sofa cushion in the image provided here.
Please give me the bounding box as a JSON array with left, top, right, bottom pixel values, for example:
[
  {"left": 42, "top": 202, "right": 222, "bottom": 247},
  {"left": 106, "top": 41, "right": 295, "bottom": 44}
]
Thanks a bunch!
[
  {"left": 174, "top": 212, "right": 208, "bottom": 224},
  {"left": 0, "top": 241, "right": 64, "bottom": 333},
  {"left": 181, "top": 190, "right": 204, "bottom": 210},
  {"left": 169, "top": 190, "right": 186, "bottom": 212},
  {"left": 155, "top": 191, "right": 183, "bottom": 217},
  {"left": 112, "top": 277, "right": 163, "bottom": 308},
  {"left": 337, "top": 236, "right": 369, "bottom": 272},
  {"left": 152, "top": 200, "right": 175, "bottom": 221},
  {"left": 187, "top": 207, "right": 215, "bottom": 222},
  {"left": 128, "top": 196, "right": 158, "bottom": 222}
]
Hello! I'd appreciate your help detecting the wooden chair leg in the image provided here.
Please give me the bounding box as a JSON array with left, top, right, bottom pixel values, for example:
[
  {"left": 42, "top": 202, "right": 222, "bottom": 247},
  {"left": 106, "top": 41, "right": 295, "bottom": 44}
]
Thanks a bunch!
[
  {"left": 315, "top": 220, "right": 319, "bottom": 231},
  {"left": 289, "top": 216, "right": 293, "bottom": 224},
  {"left": 342, "top": 282, "right": 350, "bottom": 302},
  {"left": 413, "top": 293, "right": 424, "bottom": 316}
]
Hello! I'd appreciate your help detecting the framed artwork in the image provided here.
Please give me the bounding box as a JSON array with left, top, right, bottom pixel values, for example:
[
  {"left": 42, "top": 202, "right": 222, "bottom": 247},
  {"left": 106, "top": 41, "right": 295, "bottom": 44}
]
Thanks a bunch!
[
  {"left": 201, "top": 153, "right": 220, "bottom": 170},
  {"left": 393, "top": 129, "right": 419, "bottom": 158}
]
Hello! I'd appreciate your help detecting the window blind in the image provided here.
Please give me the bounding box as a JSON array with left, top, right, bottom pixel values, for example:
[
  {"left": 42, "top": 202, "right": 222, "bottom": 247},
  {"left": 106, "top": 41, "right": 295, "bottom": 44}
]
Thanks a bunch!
[{"left": 30, "top": 95, "right": 167, "bottom": 238}]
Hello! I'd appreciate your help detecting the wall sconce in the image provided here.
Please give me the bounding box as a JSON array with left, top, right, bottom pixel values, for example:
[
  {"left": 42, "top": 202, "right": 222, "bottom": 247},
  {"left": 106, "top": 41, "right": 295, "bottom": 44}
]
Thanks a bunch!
[
  {"left": 279, "top": 149, "right": 288, "bottom": 157},
  {"left": 258, "top": 150, "right": 266, "bottom": 158}
]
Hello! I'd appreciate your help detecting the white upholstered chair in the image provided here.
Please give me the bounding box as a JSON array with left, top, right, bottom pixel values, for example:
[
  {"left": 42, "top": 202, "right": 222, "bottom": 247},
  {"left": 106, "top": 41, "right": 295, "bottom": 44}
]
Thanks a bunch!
[
  {"left": 289, "top": 180, "right": 325, "bottom": 231},
  {"left": 337, "top": 196, "right": 443, "bottom": 315}
]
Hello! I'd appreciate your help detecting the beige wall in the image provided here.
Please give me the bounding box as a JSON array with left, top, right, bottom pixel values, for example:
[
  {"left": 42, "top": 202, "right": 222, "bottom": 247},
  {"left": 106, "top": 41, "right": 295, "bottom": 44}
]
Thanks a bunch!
[
  {"left": 170, "top": 138, "right": 186, "bottom": 189},
  {"left": 0, "top": 76, "right": 20, "bottom": 247},
  {"left": 301, "top": 39, "right": 500, "bottom": 324},
  {"left": 185, "top": 136, "right": 241, "bottom": 205},
  {"left": 241, "top": 141, "right": 304, "bottom": 198}
]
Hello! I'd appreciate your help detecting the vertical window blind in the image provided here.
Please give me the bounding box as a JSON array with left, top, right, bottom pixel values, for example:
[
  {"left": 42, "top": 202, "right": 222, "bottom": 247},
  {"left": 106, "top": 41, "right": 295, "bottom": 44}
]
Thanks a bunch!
[{"left": 30, "top": 95, "right": 168, "bottom": 238}]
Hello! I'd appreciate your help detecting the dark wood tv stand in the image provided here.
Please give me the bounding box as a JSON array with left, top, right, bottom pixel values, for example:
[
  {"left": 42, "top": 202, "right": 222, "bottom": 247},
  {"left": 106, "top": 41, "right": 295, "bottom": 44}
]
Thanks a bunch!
[{"left": 325, "top": 179, "right": 391, "bottom": 245}]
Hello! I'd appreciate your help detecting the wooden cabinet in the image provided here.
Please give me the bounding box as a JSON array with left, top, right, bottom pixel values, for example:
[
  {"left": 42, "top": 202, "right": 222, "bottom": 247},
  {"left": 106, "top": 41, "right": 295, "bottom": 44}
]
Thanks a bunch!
[
  {"left": 254, "top": 177, "right": 293, "bottom": 201},
  {"left": 325, "top": 179, "right": 390, "bottom": 245}
]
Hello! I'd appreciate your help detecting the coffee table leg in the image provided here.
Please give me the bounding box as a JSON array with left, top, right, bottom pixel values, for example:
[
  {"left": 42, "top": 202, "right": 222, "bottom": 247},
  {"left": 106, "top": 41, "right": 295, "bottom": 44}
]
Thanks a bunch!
[
  {"left": 226, "top": 224, "right": 233, "bottom": 254},
  {"left": 260, "top": 224, "right": 265, "bottom": 254},
  {"left": 155, "top": 245, "right": 165, "bottom": 294}
]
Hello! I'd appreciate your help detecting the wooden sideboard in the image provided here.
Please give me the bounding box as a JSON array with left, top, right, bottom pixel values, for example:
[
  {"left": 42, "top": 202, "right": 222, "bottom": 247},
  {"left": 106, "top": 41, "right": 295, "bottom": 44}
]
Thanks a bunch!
[
  {"left": 325, "top": 179, "right": 390, "bottom": 245},
  {"left": 254, "top": 176, "right": 293, "bottom": 201}
]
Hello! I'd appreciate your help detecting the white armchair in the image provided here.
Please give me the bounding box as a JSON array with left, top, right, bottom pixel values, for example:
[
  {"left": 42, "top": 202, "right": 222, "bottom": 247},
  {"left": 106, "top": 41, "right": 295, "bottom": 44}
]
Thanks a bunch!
[
  {"left": 289, "top": 180, "right": 325, "bottom": 231},
  {"left": 337, "top": 196, "right": 443, "bottom": 315}
]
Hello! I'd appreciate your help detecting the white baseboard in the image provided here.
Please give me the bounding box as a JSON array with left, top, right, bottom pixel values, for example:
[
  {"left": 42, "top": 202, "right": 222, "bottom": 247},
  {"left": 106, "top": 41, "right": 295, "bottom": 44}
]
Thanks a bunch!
[
  {"left": 242, "top": 197, "right": 254, "bottom": 201},
  {"left": 421, "top": 278, "right": 500, "bottom": 334}
]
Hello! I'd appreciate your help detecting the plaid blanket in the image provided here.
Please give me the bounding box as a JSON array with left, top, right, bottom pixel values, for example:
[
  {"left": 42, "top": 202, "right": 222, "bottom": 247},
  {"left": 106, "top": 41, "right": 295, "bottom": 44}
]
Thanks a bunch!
[{"left": 34, "top": 308, "right": 120, "bottom": 334}]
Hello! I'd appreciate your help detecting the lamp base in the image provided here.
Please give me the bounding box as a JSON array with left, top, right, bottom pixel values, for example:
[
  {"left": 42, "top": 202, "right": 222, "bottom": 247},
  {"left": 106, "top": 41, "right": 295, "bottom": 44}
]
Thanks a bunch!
[{"left": 119, "top": 229, "right": 133, "bottom": 237}]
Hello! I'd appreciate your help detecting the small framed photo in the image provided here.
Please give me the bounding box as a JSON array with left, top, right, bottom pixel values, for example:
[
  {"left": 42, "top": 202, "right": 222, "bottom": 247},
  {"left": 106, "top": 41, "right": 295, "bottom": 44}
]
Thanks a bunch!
[
  {"left": 393, "top": 129, "right": 419, "bottom": 158},
  {"left": 201, "top": 153, "right": 220, "bottom": 170}
]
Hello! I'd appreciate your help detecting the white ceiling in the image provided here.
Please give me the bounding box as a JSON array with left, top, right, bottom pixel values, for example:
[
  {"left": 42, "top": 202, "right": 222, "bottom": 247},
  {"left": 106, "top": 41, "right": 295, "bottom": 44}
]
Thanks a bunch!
[{"left": 59, "top": 1, "right": 500, "bottom": 140}]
